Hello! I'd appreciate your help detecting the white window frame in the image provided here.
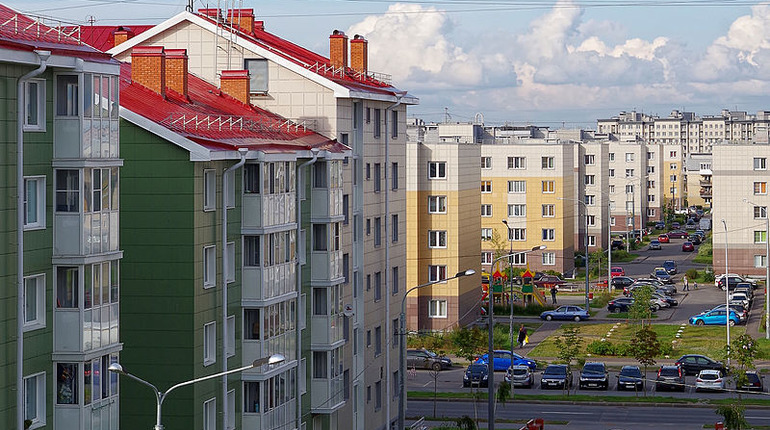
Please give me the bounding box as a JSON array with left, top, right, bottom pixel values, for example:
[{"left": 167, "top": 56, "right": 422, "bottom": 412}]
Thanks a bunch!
[
  {"left": 542, "top": 228, "right": 555, "bottom": 241},
  {"left": 587, "top": 235, "right": 596, "bottom": 246},
  {"left": 24, "top": 79, "right": 46, "bottom": 132},
  {"left": 585, "top": 195, "right": 596, "bottom": 206},
  {"left": 204, "top": 169, "right": 216, "bottom": 211},
  {"left": 511, "top": 253, "right": 527, "bottom": 265},
  {"left": 608, "top": 184, "right": 615, "bottom": 194},
  {"left": 647, "top": 209, "right": 656, "bottom": 217},
  {"left": 226, "top": 241, "right": 235, "bottom": 283},
  {"left": 510, "top": 228, "right": 526, "bottom": 241},
  {"left": 428, "top": 265, "right": 447, "bottom": 282},
  {"left": 610, "top": 217, "right": 616, "bottom": 227},
  {"left": 227, "top": 389, "right": 236, "bottom": 430},
  {"left": 608, "top": 153, "right": 615, "bottom": 162},
  {"left": 481, "top": 181, "right": 492, "bottom": 193},
  {"left": 481, "top": 157, "right": 492, "bottom": 169},
  {"left": 754, "top": 231, "right": 767, "bottom": 244},
  {"left": 754, "top": 157, "right": 767, "bottom": 170},
  {"left": 608, "top": 168, "right": 615, "bottom": 178},
  {"left": 23, "top": 176, "right": 46, "bottom": 230},
  {"left": 508, "top": 180, "right": 526, "bottom": 193},
  {"left": 481, "top": 252, "right": 493, "bottom": 264},
  {"left": 428, "top": 161, "right": 447, "bottom": 179},
  {"left": 428, "top": 230, "right": 447, "bottom": 248},
  {"left": 204, "top": 321, "right": 216, "bottom": 366},
  {"left": 625, "top": 169, "right": 634, "bottom": 178},
  {"left": 754, "top": 182, "right": 767, "bottom": 195},
  {"left": 585, "top": 175, "right": 595, "bottom": 186},
  {"left": 586, "top": 215, "right": 596, "bottom": 226},
  {"left": 755, "top": 255, "right": 768, "bottom": 268},
  {"left": 542, "top": 181, "right": 554, "bottom": 193},
  {"left": 428, "top": 196, "right": 447, "bottom": 214},
  {"left": 481, "top": 204, "right": 492, "bottom": 217},
  {"left": 508, "top": 156, "right": 526, "bottom": 169},
  {"left": 541, "top": 156, "right": 554, "bottom": 169},
  {"left": 481, "top": 228, "right": 493, "bottom": 241},
  {"left": 584, "top": 154, "right": 595, "bottom": 165},
  {"left": 23, "top": 274, "right": 46, "bottom": 331},
  {"left": 428, "top": 299, "right": 448, "bottom": 318},
  {"left": 508, "top": 204, "right": 526, "bottom": 217},
  {"left": 203, "top": 397, "right": 217, "bottom": 430},
  {"left": 225, "top": 170, "right": 235, "bottom": 208},
  {"left": 625, "top": 153, "right": 634, "bottom": 162},
  {"left": 542, "top": 204, "right": 555, "bottom": 218},
  {"left": 227, "top": 315, "right": 235, "bottom": 358},
  {"left": 542, "top": 252, "right": 556, "bottom": 266},
  {"left": 203, "top": 245, "right": 216, "bottom": 288},
  {"left": 755, "top": 206, "right": 768, "bottom": 220},
  {"left": 24, "top": 372, "right": 46, "bottom": 429}
]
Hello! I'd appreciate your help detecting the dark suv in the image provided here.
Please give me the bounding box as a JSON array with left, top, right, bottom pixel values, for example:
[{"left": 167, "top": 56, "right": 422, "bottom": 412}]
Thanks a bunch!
[
  {"left": 540, "top": 364, "right": 572, "bottom": 389},
  {"left": 611, "top": 239, "right": 624, "bottom": 250},
  {"left": 579, "top": 362, "right": 609, "bottom": 389},
  {"left": 655, "top": 365, "right": 685, "bottom": 391},
  {"left": 406, "top": 349, "right": 452, "bottom": 371},
  {"left": 463, "top": 363, "right": 489, "bottom": 387}
]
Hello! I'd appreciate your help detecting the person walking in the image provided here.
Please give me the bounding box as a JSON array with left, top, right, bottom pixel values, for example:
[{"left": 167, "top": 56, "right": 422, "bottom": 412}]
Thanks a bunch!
[
  {"left": 517, "top": 324, "right": 527, "bottom": 348},
  {"left": 693, "top": 280, "right": 698, "bottom": 290},
  {"left": 683, "top": 275, "right": 689, "bottom": 291},
  {"left": 550, "top": 286, "right": 558, "bottom": 304}
]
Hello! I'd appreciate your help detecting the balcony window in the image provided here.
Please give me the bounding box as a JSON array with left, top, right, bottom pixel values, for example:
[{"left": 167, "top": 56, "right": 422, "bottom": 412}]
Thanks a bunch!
[
  {"left": 23, "top": 177, "right": 45, "bottom": 229},
  {"left": 56, "top": 266, "right": 79, "bottom": 308},
  {"left": 313, "top": 351, "right": 328, "bottom": 378},
  {"left": 244, "top": 309, "right": 261, "bottom": 340},
  {"left": 508, "top": 204, "right": 526, "bottom": 217},
  {"left": 244, "top": 164, "right": 260, "bottom": 193},
  {"left": 24, "top": 274, "right": 45, "bottom": 330},
  {"left": 508, "top": 180, "right": 525, "bottom": 193},
  {"left": 56, "top": 75, "right": 79, "bottom": 117},
  {"left": 24, "top": 372, "right": 46, "bottom": 429},
  {"left": 56, "top": 363, "right": 78, "bottom": 405},
  {"left": 313, "top": 224, "right": 328, "bottom": 251},
  {"left": 510, "top": 228, "right": 526, "bottom": 241},
  {"left": 244, "top": 236, "right": 260, "bottom": 267},
  {"left": 55, "top": 170, "right": 79, "bottom": 213},
  {"left": 428, "top": 161, "right": 446, "bottom": 179},
  {"left": 508, "top": 157, "right": 526, "bottom": 169},
  {"left": 24, "top": 79, "right": 45, "bottom": 131},
  {"left": 428, "top": 300, "right": 447, "bottom": 318}
]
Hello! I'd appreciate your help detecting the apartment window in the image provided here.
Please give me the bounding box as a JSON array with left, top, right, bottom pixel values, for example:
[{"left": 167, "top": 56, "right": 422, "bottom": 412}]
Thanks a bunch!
[
  {"left": 56, "top": 267, "right": 78, "bottom": 308},
  {"left": 244, "top": 58, "right": 268, "bottom": 93},
  {"left": 585, "top": 175, "right": 595, "bottom": 186},
  {"left": 244, "top": 236, "right": 260, "bottom": 267},
  {"left": 244, "top": 164, "right": 260, "bottom": 193},
  {"left": 481, "top": 181, "right": 492, "bottom": 193},
  {"left": 508, "top": 180, "right": 525, "bottom": 193},
  {"left": 647, "top": 180, "right": 655, "bottom": 189},
  {"left": 373, "top": 163, "right": 381, "bottom": 192},
  {"left": 203, "top": 245, "right": 216, "bottom": 288},
  {"left": 755, "top": 255, "right": 768, "bottom": 268},
  {"left": 755, "top": 206, "right": 768, "bottom": 219},
  {"left": 23, "top": 177, "right": 46, "bottom": 229},
  {"left": 56, "top": 74, "right": 79, "bottom": 116},
  {"left": 374, "top": 272, "right": 382, "bottom": 301},
  {"left": 391, "top": 110, "right": 398, "bottom": 138},
  {"left": 482, "top": 252, "right": 493, "bottom": 264},
  {"left": 227, "top": 389, "right": 235, "bottom": 430},
  {"left": 366, "top": 219, "right": 371, "bottom": 236},
  {"left": 508, "top": 156, "right": 526, "bottom": 169},
  {"left": 648, "top": 152, "right": 655, "bottom": 160},
  {"left": 647, "top": 208, "right": 656, "bottom": 217},
  {"left": 670, "top": 175, "right": 677, "bottom": 182},
  {"left": 625, "top": 169, "right": 634, "bottom": 178},
  {"left": 366, "top": 107, "right": 371, "bottom": 123},
  {"left": 609, "top": 184, "right": 615, "bottom": 193},
  {"left": 313, "top": 351, "right": 328, "bottom": 378},
  {"left": 226, "top": 242, "right": 235, "bottom": 283},
  {"left": 366, "top": 163, "right": 371, "bottom": 181},
  {"left": 428, "top": 161, "right": 447, "bottom": 179},
  {"left": 648, "top": 195, "right": 656, "bottom": 202},
  {"left": 203, "top": 169, "right": 216, "bottom": 211},
  {"left": 542, "top": 181, "right": 555, "bottom": 193},
  {"left": 428, "top": 300, "right": 448, "bottom": 318},
  {"left": 669, "top": 150, "right": 677, "bottom": 157},
  {"left": 374, "top": 217, "right": 382, "bottom": 247},
  {"left": 511, "top": 252, "right": 527, "bottom": 265},
  {"left": 227, "top": 315, "right": 235, "bottom": 357},
  {"left": 225, "top": 170, "right": 235, "bottom": 208},
  {"left": 374, "top": 109, "right": 381, "bottom": 138},
  {"left": 481, "top": 204, "right": 493, "bottom": 217},
  {"left": 625, "top": 201, "right": 634, "bottom": 211},
  {"left": 24, "top": 79, "right": 45, "bottom": 131},
  {"left": 754, "top": 231, "right": 767, "bottom": 243},
  {"left": 587, "top": 235, "right": 596, "bottom": 246},
  {"left": 203, "top": 397, "right": 216, "bottom": 430},
  {"left": 392, "top": 266, "right": 399, "bottom": 294},
  {"left": 23, "top": 274, "right": 45, "bottom": 330},
  {"left": 375, "top": 380, "right": 383, "bottom": 411},
  {"left": 542, "top": 228, "right": 555, "bottom": 241},
  {"left": 56, "top": 363, "right": 78, "bottom": 405},
  {"left": 481, "top": 157, "right": 492, "bottom": 169},
  {"left": 608, "top": 168, "right": 615, "bottom": 178},
  {"left": 626, "top": 184, "right": 635, "bottom": 194},
  {"left": 542, "top": 252, "right": 556, "bottom": 266},
  {"left": 55, "top": 169, "right": 79, "bottom": 212},
  {"left": 24, "top": 372, "right": 46, "bottom": 429},
  {"left": 610, "top": 216, "right": 616, "bottom": 226},
  {"left": 374, "top": 326, "right": 383, "bottom": 357},
  {"left": 343, "top": 253, "right": 350, "bottom": 284},
  {"left": 608, "top": 153, "right": 615, "bottom": 161},
  {"left": 428, "top": 230, "right": 447, "bottom": 248},
  {"left": 366, "top": 330, "right": 371, "bottom": 347},
  {"left": 754, "top": 157, "right": 767, "bottom": 170},
  {"left": 508, "top": 204, "right": 526, "bottom": 217},
  {"left": 584, "top": 154, "right": 595, "bottom": 165},
  {"left": 392, "top": 214, "right": 399, "bottom": 243},
  {"left": 314, "top": 161, "right": 328, "bottom": 188},
  {"left": 755, "top": 182, "right": 767, "bottom": 195},
  {"left": 510, "top": 228, "right": 526, "bottom": 241},
  {"left": 586, "top": 215, "right": 596, "bottom": 226},
  {"left": 204, "top": 321, "right": 216, "bottom": 366},
  {"left": 670, "top": 163, "right": 677, "bottom": 170},
  {"left": 542, "top": 204, "right": 555, "bottom": 217},
  {"left": 313, "top": 224, "right": 328, "bottom": 251},
  {"left": 585, "top": 195, "right": 595, "bottom": 206},
  {"left": 313, "top": 288, "right": 327, "bottom": 315},
  {"left": 625, "top": 153, "right": 635, "bottom": 162},
  {"left": 428, "top": 196, "right": 447, "bottom": 213},
  {"left": 343, "top": 194, "right": 350, "bottom": 224},
  {"left": 647, "top": 166, "right": 656, "bottom": 174},
  {"left": 541, "top": 156, "right": 554, "bottom": 169},
  {"left": 392, "top": 162, "right": 399, "bottom": 190}
]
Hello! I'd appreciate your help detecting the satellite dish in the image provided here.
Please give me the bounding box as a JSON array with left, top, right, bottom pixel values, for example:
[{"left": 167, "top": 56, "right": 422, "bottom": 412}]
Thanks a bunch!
[{"left": 342, "top": 303, "right": 354, "bottom": 317}]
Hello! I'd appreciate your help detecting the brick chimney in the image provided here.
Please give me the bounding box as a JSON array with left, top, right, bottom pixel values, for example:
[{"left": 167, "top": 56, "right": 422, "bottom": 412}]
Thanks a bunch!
[
  {"left": 350, "top": 34, "right": 368, "bottom": 74},
  {"left": 220, "top": 70, "right": 250, "bottom": 105},
  {"left": 165, "top": 49, "right": 188, "bottom": 97},
  {"left": 227, "top": 9, "right": 255, "bottom": 34},
  {"left": 254, "top": 20, "right": 265, "bottom": 32},
  {"left": 112, "top": 26, "right": 135, "bottom": 48},
  {"left": 131, "top": 46, "right": 166, "bottom": 96},
  {"left": 329, "top": 30, "right": 348, "bottom": 69}
]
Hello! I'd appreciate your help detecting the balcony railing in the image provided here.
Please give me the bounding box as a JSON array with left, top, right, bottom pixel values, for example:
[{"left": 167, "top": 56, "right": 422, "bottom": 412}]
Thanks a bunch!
[
  {"left": 242, "top": 192, "right": 296, "bottom": 229},
  {"left": 242, "top": 262, "right": 296, "bottom": 303},
  {"left": 310, "top": 314, "right": 343, "bottom": 347},
  {"left": 310, "top": 373, "right": 345, "bottom": 413}
]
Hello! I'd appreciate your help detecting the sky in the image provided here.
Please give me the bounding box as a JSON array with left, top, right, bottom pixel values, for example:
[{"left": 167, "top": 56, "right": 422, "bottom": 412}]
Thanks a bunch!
[{"left": 8, "top": 0, "right": 770, "bottom": 128}]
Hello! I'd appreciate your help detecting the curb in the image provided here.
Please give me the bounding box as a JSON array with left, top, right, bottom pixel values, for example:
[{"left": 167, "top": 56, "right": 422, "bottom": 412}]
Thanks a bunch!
[{"left": 408, "top": 395, "right": 770, "bottom": 409}]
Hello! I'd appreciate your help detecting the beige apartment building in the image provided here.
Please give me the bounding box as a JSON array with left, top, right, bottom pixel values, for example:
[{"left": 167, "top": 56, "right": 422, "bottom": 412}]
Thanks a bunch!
[
  {"left": 685, "top": 154, "right": 713, "bottom": 208},
  {"left": 711, "top": 144, "right": 770, "bottom": 276}
]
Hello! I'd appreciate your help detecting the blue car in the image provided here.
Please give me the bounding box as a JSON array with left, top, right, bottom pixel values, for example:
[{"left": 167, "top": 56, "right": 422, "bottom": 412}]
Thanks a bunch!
[
  {"left": 475, "top": 350, "right": 537, "bottom": 371},
  {"left": 540, "top": 305, "right": 590, "bottom": 322},
  {"left": 689, "top": 309, "right": 740, "bottom": 326}
]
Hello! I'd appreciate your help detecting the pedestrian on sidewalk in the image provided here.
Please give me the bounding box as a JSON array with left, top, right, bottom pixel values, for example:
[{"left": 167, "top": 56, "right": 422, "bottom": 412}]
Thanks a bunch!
[
  {"left": 694, "top": 280, "right": 698, "bottom": 290},
  {"left": 517, "top": 324, "right": 527, "bottom": 348},
  {"left": 683, "top": 275, "right": 689, "bottom": 291},
  {"left": 550, "top": 286, "right": 558, "bottom": 304}
]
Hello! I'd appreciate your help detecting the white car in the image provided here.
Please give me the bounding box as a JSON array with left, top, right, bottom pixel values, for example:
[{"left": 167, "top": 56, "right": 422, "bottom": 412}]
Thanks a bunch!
[
  {"left": 729, "top": 292, "right": 751, "bottom": 308},
  {"left": 695, "top": 369, "right": 725, "bottom": 392},
  {"left": 715, "top": 274, "right": 757, "bottom": 289}
]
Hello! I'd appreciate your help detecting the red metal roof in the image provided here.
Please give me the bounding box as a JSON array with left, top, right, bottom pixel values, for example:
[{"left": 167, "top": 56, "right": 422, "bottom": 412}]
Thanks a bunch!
[
  {"left": 0, "top": 4, "right": 112, "bottom": 61},
  {"left": 119, "top": 62, "right": 345, "bottom": 154},
  {"left": 75, "top": 25, "right": 153, "bottom": 52}
]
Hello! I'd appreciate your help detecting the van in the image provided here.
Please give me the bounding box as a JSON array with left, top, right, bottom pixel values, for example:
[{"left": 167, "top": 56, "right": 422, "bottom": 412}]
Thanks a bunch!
[{"left": 699, "top": 218, "right": 711, "bottom": 230}]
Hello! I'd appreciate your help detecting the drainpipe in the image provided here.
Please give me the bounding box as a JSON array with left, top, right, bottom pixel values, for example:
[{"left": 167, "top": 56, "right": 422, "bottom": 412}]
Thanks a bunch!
[
  {"left": 385, "top": 91, "right": 405, "bottom": 430},
  {"left": 222, "top": 147, "right": 248, "bottom": 430},
  {"left": 17, "top": 49, "right": 50, "bottom": 430},
  {"left": 296, "top": 148, "right": 319, "bottom": 428}
]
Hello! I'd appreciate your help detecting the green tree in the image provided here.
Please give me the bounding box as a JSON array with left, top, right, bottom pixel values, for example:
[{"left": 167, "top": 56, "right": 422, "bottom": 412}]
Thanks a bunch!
[
  {"left": 497, "top": 380, "right": 511, "bottom": 407},
  {"left": 455, "top": 415, "right": 477, "bottom": 430},
  {"left": 449, "top": 327, "right": 486, "bottom": 362},
  {"left": 553, "top": 326, "right": 582, "bottom": 396},
  {"left": 628, "top": 284, "right": 654, "bottom": 325},
  {"left": 728, "top": 334, "right": 758, "bottom": 401},
  {"left": 629, "top": 325, "right": 660, "bottom": 396},
  {"left": 589, "top": 248, "right": 608, "bottom": 277},
  {"left": 716, "top": 404, "right": 749, "bottom": 430}
]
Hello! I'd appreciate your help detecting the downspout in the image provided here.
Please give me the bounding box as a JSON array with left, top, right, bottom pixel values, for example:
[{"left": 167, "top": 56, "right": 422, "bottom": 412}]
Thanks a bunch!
[
  {"left": 222, "top": 147, "right": 248, "bottom": 430},
  {"left": 385, "top": 92, "right": 404, "bottom": 429},
  {"left": 296, "top": 148, "right": 319, "bottom": 429},
  {"left": 17, "top": 50, "right": 50, "bottom": 430}
]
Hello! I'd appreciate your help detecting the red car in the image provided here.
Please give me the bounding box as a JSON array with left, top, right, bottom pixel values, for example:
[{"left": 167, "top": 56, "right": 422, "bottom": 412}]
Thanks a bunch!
[
  {"left": 682, "top": 241, "right": 695, "bottom": 252},
  {"left": 610, "top": 266, "right": 625, "bottom": 277},
  {"left": 658, "top": 234, "right": 670, "bottom": 243},
  {"left": 668, "top": 230, "right": 689, "bottom": 239},
  {"left": 534, "top": 275, "right": 566, "bottom": 289}
]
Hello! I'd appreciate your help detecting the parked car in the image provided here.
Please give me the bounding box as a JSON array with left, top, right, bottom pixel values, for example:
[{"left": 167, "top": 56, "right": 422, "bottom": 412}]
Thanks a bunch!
[
  {"left": 690, "top": 235, "right": 702, "bottom": 245},
  {"left": 682, "top": 241, "right": 695, "bottom": 252},
  {"left": 505, "top": 365, "right": 534, "bottom": 388},
  {"left": 475, "top": 350, "right": 537, "bottom": 371},
  {"left": 648, "top": 239, "right": 662, "bottom": 250},
  {"left": 668, "top": 230, "right": 689, "bottom": 239},
  {"left": 700, "top": 218, "right": 712, "bottom": 230},
  {"left": 406, "top": 349, "right": 453, "bottom": 371},
  {"left": 689, "top": 309, "right": 740, "bottom": 326},
  {"left": 734, "top": 284, "right": 754, "bottom": 300},
  {"left": 672, "top": 222, "right": 681, "bottom": 229},
  {"left": 729, "top": 292, "right": 752, "bottom": 308},
  {"left": 716, "top": 274, "right": 757, "bottom": 290},
  {"left": 463, "top": 363, "right": 489, "bottom": 387},
  {"left": 695, "top": 229, "right": 706, "bottom": 237},
  {"left": 710, "top": 304, "right": 748, "bottom": 323},
  {"left": 534, "top": 275, "right": 567, "bottom": 289},
  {"left": 579, "top": 362, "right": 609, "bottom": 390},
  {"left": 651, "top": 267, "right": 674, "bottom": 284},
  {"left": 607, "top": 297, "right": 635, "bottom": 313},
  {"left": 610, "top": 238, "right": 625, "bottom": 250},
  {"left": 658, "top": 234, "right": 670, "bottom": 243},
  {"left": 741, "top": 371, "right": 764, "bottom": 392},
  {"left": 540, "top": 364, "right": 572, "bottom": 389},
  {"left": 540, "top": 305, "right": 590, "bottom": 322},
  {"left": 655, "top": 221, "right": 666, "bottom": 230},
  {"left": 610, "top": 276, "right": 635, "bottom": 290},
  {"left": 655, "top": 365, "right": 686, "bottom": 391},
  {"left": 617, "top": 365, "right": 645, "bottom": 391},
  {"left": 652, "top": 292, "right": 678, "bottom": 307},
  {"left": 649, "top": 295, "right": 670, "bottom": 310},
  {"left": 662, "top": 260, "right": 678, "bottom": 275},
  {"left": 695, "top": 370, "right": 725, "bottom": 392},
  {"left": 610, "top": 266, "right": 625, "bottom": 277}
]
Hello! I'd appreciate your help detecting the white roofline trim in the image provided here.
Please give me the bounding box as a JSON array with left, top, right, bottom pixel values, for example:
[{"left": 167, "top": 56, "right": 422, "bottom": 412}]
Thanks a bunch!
[
  {"left": 0, "top": 48, "right": 119, "bottom": 74},
  {"left": 120, "top": 107, "right": 212, "bottom": 161}
]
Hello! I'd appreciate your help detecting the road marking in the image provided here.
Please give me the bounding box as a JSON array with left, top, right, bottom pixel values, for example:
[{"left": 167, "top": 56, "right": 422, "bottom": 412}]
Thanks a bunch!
[{"left": 543, "top": 411, "right": 594, "bottom": 415}]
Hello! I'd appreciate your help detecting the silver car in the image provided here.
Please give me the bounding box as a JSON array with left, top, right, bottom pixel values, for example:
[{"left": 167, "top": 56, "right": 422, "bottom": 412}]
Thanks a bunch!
[
  {"left": 695, "top": 369, "right": 725, "bottom": 392},
  {"left": 505, "top": 365, "right": 534, "bottom": 388}
]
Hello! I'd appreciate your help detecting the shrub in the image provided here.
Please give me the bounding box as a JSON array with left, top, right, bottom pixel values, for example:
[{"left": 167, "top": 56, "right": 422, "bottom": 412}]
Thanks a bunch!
[
  {"left": 685, "top": 269, "right": 698, "bottom": 280},
  {"left": 587, "top": 340, "right": 618, "bottom": 356},
  {"left": 703, "top": 271, "right": 715, "bottom": 282}
]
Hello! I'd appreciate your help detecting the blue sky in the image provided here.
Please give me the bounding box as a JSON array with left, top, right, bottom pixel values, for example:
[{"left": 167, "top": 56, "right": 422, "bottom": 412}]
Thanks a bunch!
[{"left": 8, "top": 0, "right": 770, "bottom": 128}]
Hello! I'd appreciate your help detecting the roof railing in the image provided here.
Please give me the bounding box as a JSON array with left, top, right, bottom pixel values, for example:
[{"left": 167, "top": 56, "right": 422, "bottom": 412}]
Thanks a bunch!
[
  {"left": 0, "top": 12, "right": 82, "bottom": 44},
  {"left": 162, "top": 113, "right": 309, "bottom": 134},
  {"left": 307, "top": 61, "right": 391, "bottom": 85}
]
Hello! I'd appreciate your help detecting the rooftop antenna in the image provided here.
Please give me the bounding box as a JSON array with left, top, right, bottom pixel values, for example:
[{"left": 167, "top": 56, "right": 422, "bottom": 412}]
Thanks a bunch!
[
  {"left": 86, "top": 15, "right": 96, "bottom": 25},
  {"left": 187, "top": 0, "right": 194, "bottom": 12},
  {"left": 444, "top": 107, "right": 451, "bottom": 123}
]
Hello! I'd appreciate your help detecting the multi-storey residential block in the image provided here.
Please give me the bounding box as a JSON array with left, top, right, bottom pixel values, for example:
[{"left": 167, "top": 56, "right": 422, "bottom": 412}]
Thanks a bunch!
[
  {"left": 685, "top": 154, "right": 713, "bottom": 208},
  {"left": 102, "top": 8, "right": 416, "bottom": 430},
  {"left": 0, "top": 6, "right": 122, "bottom": 430}
]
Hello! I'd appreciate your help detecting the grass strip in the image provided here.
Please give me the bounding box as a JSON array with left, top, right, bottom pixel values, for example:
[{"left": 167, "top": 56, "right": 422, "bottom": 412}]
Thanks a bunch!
[
  {"left": 406, "top": 415, "right": 569, "bottom": 426},
  {"left": 408, "top": 390, "right": 705, "bottom": 404}
]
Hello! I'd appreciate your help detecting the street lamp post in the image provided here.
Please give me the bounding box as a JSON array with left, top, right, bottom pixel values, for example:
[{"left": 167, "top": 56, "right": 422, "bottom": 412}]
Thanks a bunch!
[
  {"left": 607, "top": 201, "right": 613, "bottom": 289},
  {"left": 501, "top": 220, "right": 514, "bottom": 371},
  {"left": 722, "top": 219, "right": 730, "bottom": 366},
  {"left": 744, "top": 199, "right": 770, "bottom": 340},
  {"left": 108, "top": 354, "right": 286, "bottom": 430},
  {"left": 398, "top": 269, "right": 475, "bottom": 430},
  {"left": 558, "top": 197, "right": 590, "bottom": 311}
]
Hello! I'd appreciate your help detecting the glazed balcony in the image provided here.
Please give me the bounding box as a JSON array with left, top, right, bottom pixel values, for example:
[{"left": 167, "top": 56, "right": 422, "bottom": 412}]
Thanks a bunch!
[
  {"left": 311, "top": 187, "right": 343, "bottom": 220},
  {"left": 243, "top": 402, "right": 296, "bottom": 430},
  {"left": 242, "top": 262, "right": 296, "bottom": 302},
  {"left": 310, "top": 250, "right": 343, "bottom": 283},
  {"left": 54, "top": 211, "right": 119, "bottom": 257},
  {"left": 310, "top": 373, "right": 345, "bottom": 413},
  {"left": 310, "top": 313, "right": 343, "bottom": 348},
  {"left": 242, "top": 192, "right": 296, "bottom": 229}
]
